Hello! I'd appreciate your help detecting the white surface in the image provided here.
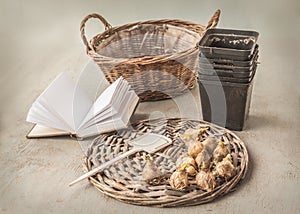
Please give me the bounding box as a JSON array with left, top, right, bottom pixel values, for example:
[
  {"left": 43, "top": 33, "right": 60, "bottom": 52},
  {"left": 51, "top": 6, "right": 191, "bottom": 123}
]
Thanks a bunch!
[
  {"left": 80, "top": 77, "right": 122, "bottom": 128},
  {"left": 26, "top": 72, "right": 138, "bottom": 138},
  {"left": 0, "top": 0, "right": 299, "bottom": 213},
  {"left": 27, "top": 72, "right": 92, "bottom": 132}
]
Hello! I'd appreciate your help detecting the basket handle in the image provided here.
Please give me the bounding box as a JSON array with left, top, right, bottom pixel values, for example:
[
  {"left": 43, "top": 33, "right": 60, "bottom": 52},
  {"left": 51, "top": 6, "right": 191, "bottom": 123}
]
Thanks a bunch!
[
  {"left": 80, "top": 13, "right": 112, "bottom": 52},
  {"left": 205, "top": 9, "right": 221, "bottom": 30}
]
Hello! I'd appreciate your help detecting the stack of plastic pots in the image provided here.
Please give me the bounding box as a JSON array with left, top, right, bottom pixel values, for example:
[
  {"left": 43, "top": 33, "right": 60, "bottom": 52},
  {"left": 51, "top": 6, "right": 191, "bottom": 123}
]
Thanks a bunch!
[{"left": 198, "top": 28, "right": 259, "bottom": 131}]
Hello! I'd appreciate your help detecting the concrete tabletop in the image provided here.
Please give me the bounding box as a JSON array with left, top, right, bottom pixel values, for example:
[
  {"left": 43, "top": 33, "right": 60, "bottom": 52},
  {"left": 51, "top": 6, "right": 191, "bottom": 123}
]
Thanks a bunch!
[{"left": 0, "top": 0, "right": 299, "bottom": 213}]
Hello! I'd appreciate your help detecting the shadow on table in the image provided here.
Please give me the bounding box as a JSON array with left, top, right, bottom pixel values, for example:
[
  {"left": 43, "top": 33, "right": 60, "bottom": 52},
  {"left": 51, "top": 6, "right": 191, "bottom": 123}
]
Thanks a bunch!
[{"left": 245, "top": 113, "right": 283, "bottom": 130}]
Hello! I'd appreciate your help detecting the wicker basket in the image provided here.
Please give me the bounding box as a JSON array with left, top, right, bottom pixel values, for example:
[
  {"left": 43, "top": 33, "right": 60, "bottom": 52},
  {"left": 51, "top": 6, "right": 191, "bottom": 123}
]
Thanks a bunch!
[
  {"left": 80, "top": 10, "right": 221, "bottom": 101},
  {"left": 85, "top": 118, "right": 249, "bottom": 207}
]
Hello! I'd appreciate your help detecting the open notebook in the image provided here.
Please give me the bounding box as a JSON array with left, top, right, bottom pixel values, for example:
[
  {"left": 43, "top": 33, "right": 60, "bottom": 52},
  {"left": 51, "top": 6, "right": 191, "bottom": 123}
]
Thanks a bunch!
[{"left": 26, "top": 73, "right": 139, "bottom": 139}]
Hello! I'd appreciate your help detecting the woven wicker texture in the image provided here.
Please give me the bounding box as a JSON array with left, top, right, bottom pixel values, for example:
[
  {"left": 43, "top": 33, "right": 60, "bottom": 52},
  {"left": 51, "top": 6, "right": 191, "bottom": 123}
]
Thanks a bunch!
[
  {"left": 85, "top": 118, "right": 248, "bottom": 207},
  {"left": 80, "top": 10, "right": 220, "bottom": 101}
]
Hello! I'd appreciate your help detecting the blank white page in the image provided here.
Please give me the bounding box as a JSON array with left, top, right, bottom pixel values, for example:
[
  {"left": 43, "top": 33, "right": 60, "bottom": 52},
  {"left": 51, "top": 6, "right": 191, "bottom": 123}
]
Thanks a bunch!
[
  {"left": 34, "top": 73, "right": 92, "bottom": 132},
  {"left": 37, "top": 97, "right": 73, "bottom": 131},
  {"left": 80, "top": 79, "right": 129, "bottom": 130},
  {"left": 28, "top": 102, "right": 69, "bottom": 131},
  {"left": 78, "top": 90, "right": 139, "bottom": 138},
  {"left": 79, "top": 77, "right": 123, "bottom": 129}
]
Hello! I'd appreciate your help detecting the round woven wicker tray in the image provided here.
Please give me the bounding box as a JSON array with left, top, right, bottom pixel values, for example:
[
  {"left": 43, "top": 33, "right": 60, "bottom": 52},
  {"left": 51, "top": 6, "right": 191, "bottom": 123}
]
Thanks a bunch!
[{"left": 85, "top": 118, "right": 249, "bottom": 207}]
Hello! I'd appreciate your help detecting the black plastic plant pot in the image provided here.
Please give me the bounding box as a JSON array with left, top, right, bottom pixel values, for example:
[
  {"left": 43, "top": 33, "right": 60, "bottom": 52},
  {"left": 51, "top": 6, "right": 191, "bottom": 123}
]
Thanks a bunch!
[
  {"left": 198, "top": 77, "right": 254, "bottom": 131},
  {"left": 199, "top": 62, "right": 256, "bottom": 72},
  {"left": 199, "top": 45, "right": 259, "bottom": 67},
  {"left": 199, "top": 63, "right": 257, "bottom": 73},
  {"left": 198, "top": 67, "right": 256, "bottom": 83},
  {"left": 199, "top": 68, "right": 254, "bottom": 78},
  {"left": 199, "top": 63, "right": 258, "bottom": 79},
  {"left": 199, "top": 28, "right": 259, "bottom": 60}
]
